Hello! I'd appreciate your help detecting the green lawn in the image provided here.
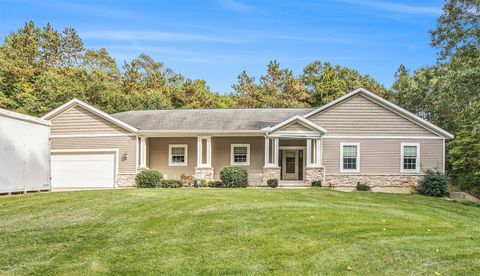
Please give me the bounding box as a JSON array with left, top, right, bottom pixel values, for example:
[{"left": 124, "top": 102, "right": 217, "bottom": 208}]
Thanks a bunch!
[{"left": 0, "top": 189, "right": 479, "bottom": 275}]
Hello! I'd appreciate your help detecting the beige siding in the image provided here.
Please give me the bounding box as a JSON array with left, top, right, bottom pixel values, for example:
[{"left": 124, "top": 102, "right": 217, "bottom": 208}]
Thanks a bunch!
[
  {"left": 148, "top": 137, "right": 197, "bottom": 179},
  {"left": 50, "top": 136, "right": 137, "bottom": 174},
  {"left": 279, "top": 139, "right": 306, "bottom": 146},
  {"left": 323, "top": 138, "right": 443, "bottom": 175},
  {"left": 51, "top": 105, "right": 131, "bottom": 135},
  {"left": 278, "top": 122, "right": 312, "bottom": 132},
  {"left": 310, "top": 95, "right": 437, "bottom": 137},
  {"left": 212, "top": 137, "right": 265, "bottom": 183}
]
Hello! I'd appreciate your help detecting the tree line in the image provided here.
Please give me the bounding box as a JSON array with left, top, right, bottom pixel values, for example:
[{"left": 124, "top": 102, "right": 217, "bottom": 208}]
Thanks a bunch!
[{"left": 0, "top": 0, "right": 478, "bottom": 195}]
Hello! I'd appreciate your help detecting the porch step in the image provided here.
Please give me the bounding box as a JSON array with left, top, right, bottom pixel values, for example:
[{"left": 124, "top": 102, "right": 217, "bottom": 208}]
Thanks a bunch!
[{"left": 278, "top": 181, "right": 311, "bottom": 188}]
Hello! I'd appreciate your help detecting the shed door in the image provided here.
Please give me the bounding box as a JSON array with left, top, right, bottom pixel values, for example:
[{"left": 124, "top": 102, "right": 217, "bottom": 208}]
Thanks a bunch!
[{"left": 51, "top": 151, "right": 116, "bottom": 189}]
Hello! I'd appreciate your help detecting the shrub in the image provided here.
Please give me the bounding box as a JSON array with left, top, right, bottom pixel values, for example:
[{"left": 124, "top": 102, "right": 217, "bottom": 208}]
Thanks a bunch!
[
  {"left": 135, "top": 169, "right": 163, "bottom": 188},
  {"left": 199, "top": 179, "right": 206, "bottom": 187},
  {"left": 267, "top": 179, "right": 278, "bottom": 188},
  {"left": 311, "top": 180, "right": 322, "bottom": 187},
  {"left": 220, "top": 166, "right": 248, "bottom": 188},
  {"left": 416, "top": 170, "right": 448, "bottom": 197},
  {"left": 356, "top": 181, "right": 371, "bottom": 191},
  {"left": 160, "top": 180, "right": 182, "bottom": 188},
  {"left": 207, "top": 180, "right": 224, "bottom": 188},
  {"left": 180, "top": 174, "right": 195, "bottom": 187}
]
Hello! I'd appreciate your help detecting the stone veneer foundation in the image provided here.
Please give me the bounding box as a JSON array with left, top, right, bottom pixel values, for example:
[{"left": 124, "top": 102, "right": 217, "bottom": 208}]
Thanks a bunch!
[
  {"left": 117, "top": 174, "right": 136, "bottom": 187},
  {"left": 194, "top": 167, "right": 214, "bottom": 181},
  {"left": 304, "top": 167, "right": 325, "bottom": 185},
  {"left": 324, "top": 175, "right": 422, "bottom": 193},
  {"left": 262, "top": 167, "right": 281, "bottom": 184}
]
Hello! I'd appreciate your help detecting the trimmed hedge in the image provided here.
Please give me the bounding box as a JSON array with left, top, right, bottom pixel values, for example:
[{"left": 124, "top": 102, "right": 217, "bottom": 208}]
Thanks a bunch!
[
  {"left": 160, "top": 180, "right": 182, "bottom": 188},
  {"left": 135, "top": 169, "right": 163, "bottom": 188},
  {"left": 267, "top": 179, "right": 278, "bottom": 188},
  {"left": 356, "top": 181, "right": 371, "bottom": 191},
  {"left": 311, "top": 180, "right": 322, "bottom": 187},
  {"left": 416, "top": 170, "right": 448, "bottom": 197},
  {"left": 220, "top": 166, "right": 248, "bottom": 188},
  {"left": 207, "top": 180, "right": 224, "bottom": 188}
]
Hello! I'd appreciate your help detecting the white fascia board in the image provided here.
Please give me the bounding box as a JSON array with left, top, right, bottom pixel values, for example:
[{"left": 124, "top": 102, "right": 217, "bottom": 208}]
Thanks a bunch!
[
  {"left": 264, "top": 115, "right": 327, "bottom": 134},
  {"left": 0, "top": 108, "right": 51, "bottom": 127},
  {"left": 139, "top": 130, "right": 266, "bottom": 137},
  {"left": 42, "top": 98, "right": 138, "bottom": 133},
  {"left": 303, "top": 88, "right": 454, "bottom": 139}
]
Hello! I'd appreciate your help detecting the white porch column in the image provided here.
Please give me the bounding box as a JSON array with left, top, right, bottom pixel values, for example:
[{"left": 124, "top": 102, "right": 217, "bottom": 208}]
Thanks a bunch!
[
  {"left": 139, "top": 136, "right": 147, "bottom": 169},
  {"left": 274, "top": 138, "right": 279, "bottom": 166},
  {"left": 306, "top": 138, "right": 321, "bottom": 167},
  {"left": 196, "top": 136, "right": 211, "bottom": 167},
  {"left": 264, "top": 137, "right": 279, "bottom": 167}
]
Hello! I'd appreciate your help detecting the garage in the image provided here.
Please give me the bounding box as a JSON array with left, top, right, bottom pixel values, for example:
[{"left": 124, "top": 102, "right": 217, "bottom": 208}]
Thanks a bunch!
[{"left": 51, "top": 150, "right": 118, "bottom": 189}]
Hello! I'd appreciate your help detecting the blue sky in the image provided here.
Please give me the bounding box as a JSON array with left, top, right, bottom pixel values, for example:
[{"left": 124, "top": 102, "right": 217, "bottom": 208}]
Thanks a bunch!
[{"left": 0, "top": 0, "right": 443, "bottom": 93}]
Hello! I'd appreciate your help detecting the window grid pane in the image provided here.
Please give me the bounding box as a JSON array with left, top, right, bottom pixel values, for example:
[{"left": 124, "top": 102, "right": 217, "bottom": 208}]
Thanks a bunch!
[
  {"left": 171, "top": 147, "right": 186, "bottom": 163},
  {"left": 233, "top": 146, "right": 248, "bottom": 163},
  {"left": 343, "top": 157, "right": 357, "bottom": 170},
  {"left": 403, "top": 145, "right": 417, "bottom": 170},
  {"left": 343, "top": 146, "right": 357, "bottom": 157},
  {"left": 342, "top": 145, "right": 358, "bottom": 170}
]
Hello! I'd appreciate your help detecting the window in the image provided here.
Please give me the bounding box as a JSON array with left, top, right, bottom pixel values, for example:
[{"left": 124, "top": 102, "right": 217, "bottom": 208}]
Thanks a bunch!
[
  {"left": 340, "top": 143, "right": 360, "bottom": 173},
  {"left": 169, "top": 144, "right": 188, "bottom": 166},
  {"left": 231, "top": 144, "right": 250, "bottom": 166},
  {"left": 401, "top": 143, "right": 420, "bottom": 173}
]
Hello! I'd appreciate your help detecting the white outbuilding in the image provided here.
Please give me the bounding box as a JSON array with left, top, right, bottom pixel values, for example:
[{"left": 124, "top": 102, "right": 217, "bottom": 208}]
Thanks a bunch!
[{"left": 0, "top": 108, "right": 51, "bottom": 194}]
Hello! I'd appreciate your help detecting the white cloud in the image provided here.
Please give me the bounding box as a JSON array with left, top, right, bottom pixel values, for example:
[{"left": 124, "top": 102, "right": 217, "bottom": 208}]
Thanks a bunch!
[
  {"left": 332, "top": 0, "right": 441, "bottom": 15},
  {"left": 81, "top": 31, "right": 235, "bottom": 43}
]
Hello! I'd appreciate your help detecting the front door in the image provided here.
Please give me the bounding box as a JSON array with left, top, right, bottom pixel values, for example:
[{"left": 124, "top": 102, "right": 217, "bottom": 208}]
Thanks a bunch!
[{"left": 282, "top": 150, "right": 298, "bottom": 180}]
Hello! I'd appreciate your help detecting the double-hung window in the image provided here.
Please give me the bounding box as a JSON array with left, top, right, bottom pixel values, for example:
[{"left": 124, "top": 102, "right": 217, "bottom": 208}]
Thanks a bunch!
[
  {"left": 169, "top": 144, "right": 188, "bottom": 166},
  {"left": 231, "top": 144, "right": 250, "bottom": 166},
  {"left": 340, "top": 143, "right": 360, "bottom": 173},
  {"left": 401, "top": 143, "right": 420, "bottom": 173}
]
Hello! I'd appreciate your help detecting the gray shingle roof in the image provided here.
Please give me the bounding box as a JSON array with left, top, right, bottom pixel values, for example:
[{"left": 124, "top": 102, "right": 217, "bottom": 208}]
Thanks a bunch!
[{"left": 112, "top": 108, "right": 313, "bottom": 131}]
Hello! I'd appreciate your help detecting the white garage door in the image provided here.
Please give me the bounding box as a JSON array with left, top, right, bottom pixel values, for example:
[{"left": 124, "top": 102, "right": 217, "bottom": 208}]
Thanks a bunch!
[{"left": 51, "top": 151, "right": 116, "bottom": 189}]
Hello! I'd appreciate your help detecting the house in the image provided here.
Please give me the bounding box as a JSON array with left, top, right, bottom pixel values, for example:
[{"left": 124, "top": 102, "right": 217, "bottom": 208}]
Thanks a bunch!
[{"left": 42, "top": 88, "right": 453, "bottom": 192}]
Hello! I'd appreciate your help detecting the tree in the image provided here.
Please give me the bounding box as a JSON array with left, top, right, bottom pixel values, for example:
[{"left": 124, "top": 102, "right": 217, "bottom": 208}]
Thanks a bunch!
[
  {"left": 430, "top": 0, "right": 479, "bottom": 60},
  {"left": 391, "top": 0, "right": 480, "bottom": 195},
  {"left": 302, "top": 61, "right": 387, "bottom": 107},
  {"left": 233, "top": 61, "right": 309, "bottom": 108}
]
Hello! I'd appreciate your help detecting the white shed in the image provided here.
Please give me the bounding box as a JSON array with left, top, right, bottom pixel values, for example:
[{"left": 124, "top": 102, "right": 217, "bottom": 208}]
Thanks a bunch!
[{"left": 0, "top": 108, "right": 51, "bottom": 194}]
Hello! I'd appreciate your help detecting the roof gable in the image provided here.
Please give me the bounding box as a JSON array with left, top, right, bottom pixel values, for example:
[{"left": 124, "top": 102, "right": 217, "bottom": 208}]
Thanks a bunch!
[
  {"left": 265, "top": 115, "right": 327, "bottom": 135},
  {"left": 42, "top": 99, "right": 138, "bottom": 133},
  {"left": 304, "top": 88, "right": 454, "bottom": 139}
]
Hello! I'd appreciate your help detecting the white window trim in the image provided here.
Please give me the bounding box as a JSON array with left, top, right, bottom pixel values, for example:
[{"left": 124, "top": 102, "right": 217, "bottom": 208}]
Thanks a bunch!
[
  {"left": 231, "top": 144, "right": 250, "bottom": 166},
  {"left": 401, "top": 143, "right": 420, "bottom": 173},
  {"left": 168, "top": 144, "right": 188, "bottom": 166},
  {"left": 340, "top": 142, "right": 360, "bottom": 173}
]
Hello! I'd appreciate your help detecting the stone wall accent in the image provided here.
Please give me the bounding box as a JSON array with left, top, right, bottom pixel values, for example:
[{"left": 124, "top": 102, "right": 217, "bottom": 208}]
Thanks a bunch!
[
  {"left": 117, "top": 174, "right": 136, "bottom": 187},
  {"left": 304, "top": 167, "right": 325, "bottom": 185},
  {"left": 262, "top": 167, "right": 281, "bottom": 184},
  {"left": 194, "top": 167, "right": 214, "bottom": 181},
  {"left": 324, "top": 175, "right": 422, "bottom": 193}
]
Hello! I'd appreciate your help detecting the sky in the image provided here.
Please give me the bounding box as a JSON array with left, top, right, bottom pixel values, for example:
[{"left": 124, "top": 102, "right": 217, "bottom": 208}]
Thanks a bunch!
[{"left": 0, "top": 0, "right": 444, "bottom": 94}]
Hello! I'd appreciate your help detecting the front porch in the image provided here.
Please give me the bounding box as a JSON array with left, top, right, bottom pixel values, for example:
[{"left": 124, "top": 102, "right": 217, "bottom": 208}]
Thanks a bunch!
[{"left": 262, "top": 137, "right": 325, "bottom": 186}]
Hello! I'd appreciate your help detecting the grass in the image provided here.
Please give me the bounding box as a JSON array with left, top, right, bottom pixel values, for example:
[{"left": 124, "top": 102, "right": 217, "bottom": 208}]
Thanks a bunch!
[{"left": 0, "top": 189, "right": 479, "bottom": 275}]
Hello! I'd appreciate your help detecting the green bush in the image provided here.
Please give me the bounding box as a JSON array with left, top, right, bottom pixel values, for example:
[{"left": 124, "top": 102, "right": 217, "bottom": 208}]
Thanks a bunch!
[
  {"left": 356, "top": 181, "right": 371, "bottom": 191},
  {"left": 311, "top": 180, "right": 322, "bottom": 187},
  {"left": 267, "top": 179, "right": 278, "bottom": 188},
  {"left": 219, "top": 166, "right": 248, "bottom": 188},
  {"left": 416, "top": 170, "right": 448, "bottom": 197},
  {"left": 207, "top": 180, "right": 224, "bottom": 188},
  {"left": 160, "top": 180, "right": 182, "bottom": 188},
  {"left": 135, "top": 169, "right": 163, "bottom": 188}
]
